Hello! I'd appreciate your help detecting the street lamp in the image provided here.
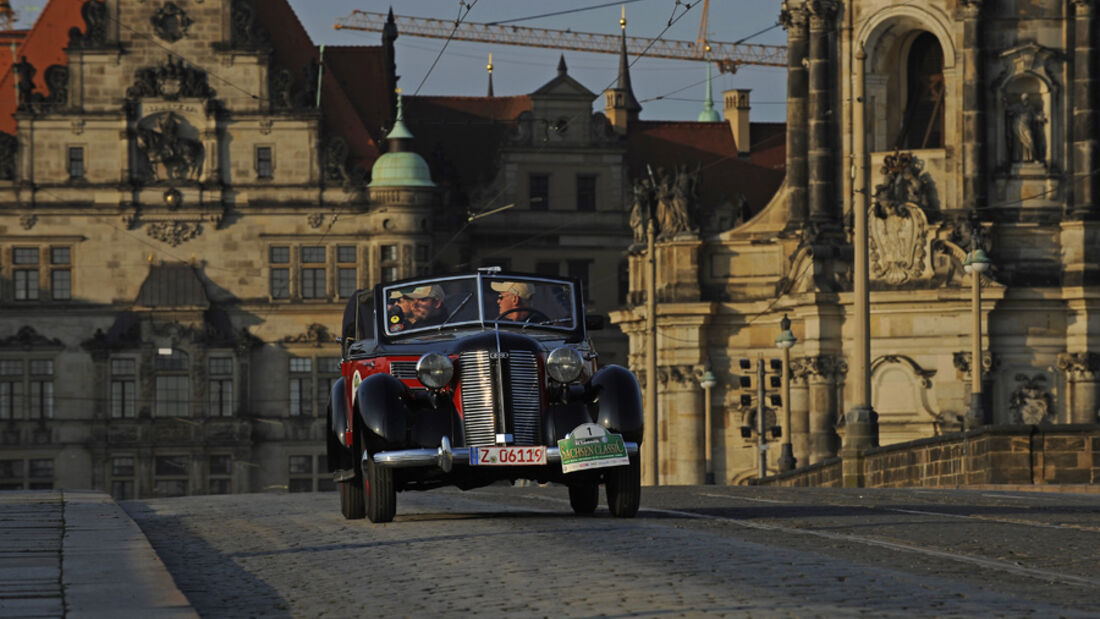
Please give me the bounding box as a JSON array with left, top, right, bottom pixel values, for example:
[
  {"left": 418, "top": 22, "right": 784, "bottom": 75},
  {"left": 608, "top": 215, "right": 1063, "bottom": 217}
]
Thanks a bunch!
[
  {"left": 698, "top": 360, "right": 717, "bottom": 484},
  {"left": 775, "top": 314, "right": 797, "bottom": 472},
  {"left": 962, "top": 244, "right": 992, "bottom": 428}
]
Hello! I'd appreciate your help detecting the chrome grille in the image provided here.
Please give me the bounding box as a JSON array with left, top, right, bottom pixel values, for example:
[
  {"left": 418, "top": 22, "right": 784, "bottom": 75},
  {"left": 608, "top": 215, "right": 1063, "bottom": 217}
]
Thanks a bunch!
[
  {"left": 459, "top": 350, "right": 542, "bottom": 447},
  {"left": 389, "top": 361, "right": 418, "bottom": 380}
]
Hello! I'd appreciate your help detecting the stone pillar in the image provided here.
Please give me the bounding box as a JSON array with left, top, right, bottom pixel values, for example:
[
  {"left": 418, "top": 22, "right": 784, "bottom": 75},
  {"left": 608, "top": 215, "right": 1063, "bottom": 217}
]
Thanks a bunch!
[
  {"left": 1057, "top": 352, "right": 1100, "bottom": 423},
  {"left": 959, "top": 1, "right": 985, "bottom": 214},
  {"left": 658, "top": 364, "right": 705, "bottom": 485},
  {"left": 807, "top": 0, "right": 838, "bottom": 224},
  {"left": 789, "top": 357, "right": 811, "bottom": 467},
  {"left": 780, "top": 2, "right": 809, "bottom": 222},
  {"left": 1072, "top": 0, "right": 1097, "bottom": 219},
  {"left": 806, "top": 355, "right": 843, "bottom": 463}
]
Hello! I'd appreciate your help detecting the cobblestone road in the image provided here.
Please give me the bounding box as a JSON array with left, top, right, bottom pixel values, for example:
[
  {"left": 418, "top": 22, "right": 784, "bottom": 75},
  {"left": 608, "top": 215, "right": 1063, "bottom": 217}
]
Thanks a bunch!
[{"left": 124, "top": 486, "right": 1100, "bottom": 617}]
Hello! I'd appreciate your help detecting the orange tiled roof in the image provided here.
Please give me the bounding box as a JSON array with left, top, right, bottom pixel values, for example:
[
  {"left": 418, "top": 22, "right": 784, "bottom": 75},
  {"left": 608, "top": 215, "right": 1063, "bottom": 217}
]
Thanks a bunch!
[{"left": 0, "top": 1, "right": 83, "bottom": 134}]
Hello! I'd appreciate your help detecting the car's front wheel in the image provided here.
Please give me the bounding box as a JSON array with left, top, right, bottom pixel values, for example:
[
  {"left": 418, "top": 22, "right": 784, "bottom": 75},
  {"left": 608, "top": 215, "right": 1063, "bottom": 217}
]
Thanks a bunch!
[
  {"left": 568, "top": 483, "right": 599, "bottom": 514},
  {"left": 605, "top": 455, "right": 640, "bottom": 518},
  {"left": 364, "top": 453, "right": 396, "bottom": 523},
  {"left": 339, "top": 472, "right": 365, "bottom": 519}
]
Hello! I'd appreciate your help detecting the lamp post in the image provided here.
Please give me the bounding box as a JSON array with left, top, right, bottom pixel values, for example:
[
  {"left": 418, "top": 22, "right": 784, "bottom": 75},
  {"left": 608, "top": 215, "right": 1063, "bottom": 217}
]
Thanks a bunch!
[
  {"left": 698, "top": 361, "right": 717, "bottom": 484},
  {"left": 775, "top": 314, "right": 797, "bottom": 472},
  {"left": 962, "top": 244, "right": 992, "bottom": 428}
]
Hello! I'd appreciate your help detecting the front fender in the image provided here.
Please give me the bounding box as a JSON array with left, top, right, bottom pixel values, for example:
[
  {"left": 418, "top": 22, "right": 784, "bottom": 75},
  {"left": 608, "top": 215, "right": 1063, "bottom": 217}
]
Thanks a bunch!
[
  {"left": 356, "top": 373, "right": 409, "bottom": 447},
  {"left": 327, "top": 377, "right": 352, "bottom": 472},
  {"left": 591, "top": 365, "right": 644, "bottom": 443}
]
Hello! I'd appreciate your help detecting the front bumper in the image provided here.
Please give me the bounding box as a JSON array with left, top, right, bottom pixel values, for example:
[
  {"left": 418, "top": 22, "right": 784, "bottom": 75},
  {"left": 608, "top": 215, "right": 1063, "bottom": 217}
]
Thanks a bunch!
[{"left": 368, "top": 436, "right": 639, "bottom": 473}]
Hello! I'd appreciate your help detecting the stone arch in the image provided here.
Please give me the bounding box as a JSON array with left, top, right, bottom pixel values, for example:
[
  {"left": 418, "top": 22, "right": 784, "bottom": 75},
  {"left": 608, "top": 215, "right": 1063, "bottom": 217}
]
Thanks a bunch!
[{"left": 858, "top": 5, "right": 956, "bottom": 153}]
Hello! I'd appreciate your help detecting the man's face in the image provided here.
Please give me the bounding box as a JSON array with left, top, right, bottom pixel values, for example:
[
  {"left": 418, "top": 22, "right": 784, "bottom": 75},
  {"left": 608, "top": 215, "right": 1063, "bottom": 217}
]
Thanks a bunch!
[
  {"left": 497, "top": 291, "right": 522, "bottom": 315},
  {"left": 408, "top": 296, "right": 441, "bottom": 323},
  {"left": 394, "top": 296, "right": 417, "bottom": 317}
]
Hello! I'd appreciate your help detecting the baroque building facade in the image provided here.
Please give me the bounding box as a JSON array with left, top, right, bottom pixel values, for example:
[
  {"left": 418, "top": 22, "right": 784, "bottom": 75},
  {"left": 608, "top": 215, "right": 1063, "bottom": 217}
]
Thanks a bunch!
[
  {"left": 614, "top": 0, "right": 1100, "bottom": 485},
  {"left": 0, "top": 0, "right": 775, "bottom": 496}
]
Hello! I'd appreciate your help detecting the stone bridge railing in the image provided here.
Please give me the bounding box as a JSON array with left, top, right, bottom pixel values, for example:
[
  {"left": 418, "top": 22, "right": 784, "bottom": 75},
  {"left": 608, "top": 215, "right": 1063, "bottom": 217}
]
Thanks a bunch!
[{"left": 755, "top": 424, "right": 1100, "bottom": 488}]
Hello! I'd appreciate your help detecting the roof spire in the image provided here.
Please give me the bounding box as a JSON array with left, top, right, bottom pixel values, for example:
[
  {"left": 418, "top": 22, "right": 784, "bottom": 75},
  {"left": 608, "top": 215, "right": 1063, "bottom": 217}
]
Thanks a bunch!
[
  {"left": 487, "top": 52, "right": 494, "bottom": 97},
  {"left": 613, "top": 7, "right": 641, "bottom": 113},
  {"left": 386, "top": 87, "right": 414, "bottom": 151},
  {"left": 697, "top": 62, "right": 721, "bottom": 122},
  {"left": 557, "top": 54, "right": 567, "bottom": 75}
]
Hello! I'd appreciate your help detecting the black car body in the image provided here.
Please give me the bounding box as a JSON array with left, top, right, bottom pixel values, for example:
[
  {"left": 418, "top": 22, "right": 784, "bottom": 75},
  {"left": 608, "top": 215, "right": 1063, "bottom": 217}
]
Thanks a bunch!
[{"left": 327, "top": 270, "right": 643, "bottom": 523}]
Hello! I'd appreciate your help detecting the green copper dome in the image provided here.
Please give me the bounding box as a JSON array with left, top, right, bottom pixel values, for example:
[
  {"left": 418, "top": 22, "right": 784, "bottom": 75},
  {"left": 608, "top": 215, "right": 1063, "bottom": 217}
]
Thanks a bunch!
[
  {"left": 368, "top": 92, "right": 435, "bottom": 188},
  {"left": 369, "top": 151, "right": 435, "bottom": 188}
]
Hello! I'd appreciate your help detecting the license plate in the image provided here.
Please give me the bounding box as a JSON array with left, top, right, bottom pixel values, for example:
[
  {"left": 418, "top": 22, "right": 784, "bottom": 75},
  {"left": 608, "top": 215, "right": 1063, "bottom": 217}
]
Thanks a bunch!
[{"left": 470, "top": 446, "right": 547, "bottom": 466}]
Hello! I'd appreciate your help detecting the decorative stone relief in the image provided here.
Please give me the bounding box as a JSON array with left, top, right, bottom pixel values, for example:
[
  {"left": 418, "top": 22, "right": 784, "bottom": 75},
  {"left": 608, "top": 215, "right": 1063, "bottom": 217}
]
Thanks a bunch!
[
  {"left": 127, "top": 55, "right": 216, "bottom": 101},
  {"left": 1056, "top": 352, "right": 1100, "bottom": 382},
  {"left": 19, "top": 215, "right": 35, "bottom": 230},
  {"left": 628, "top": 165, "right": 701, "bottom": 243},
  {"left": 869, "top": 151, "right": 933, "bottom": 286},
  {"left": 269, "top": 60, "right": 319, "bottom": 111},
  {"left": 1010, "top": 373, "right": 1054, "bottom": 424},
  {"left": 151, "top": 2, "right": 193, "bottom": 43},
  {"left": 0, "top": 326, "right": 64, "bottom": 349},
  {"left": 67, "top": 0, "right": 109, "bottom": 49},
  {"left": 285, "top": 323, "right": 334, "bottom": 347},
  {"left": 307, "top": 213, "right": 325, "bottom": 229},
  {"left": 656, "top": 364, "right": 704, "bottom": 388},
  {"left": 13, "top": 58, "right": 68, "bottom": 112},
  {"left": 134, "top": 113, "right": 204, "bottom": 182},
  {"left": 228, "top": 0, "right": 270, "bottom": 50},
  {"left": 146, "top": 221, "right": 201, "bottom": 246},
  {"left": 953, "top": 351, "right": 996, "bottom": 379},
  {"left": 872, "top": 354, "right": 936, "bottom": 388}
]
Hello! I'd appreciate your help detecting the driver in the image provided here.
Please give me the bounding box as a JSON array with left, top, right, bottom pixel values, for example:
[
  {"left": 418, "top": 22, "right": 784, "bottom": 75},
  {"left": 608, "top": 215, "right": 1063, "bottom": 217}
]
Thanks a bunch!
[
  {"left": 491, "top": 281, "right": 535, "bottom": 321},
  {"left": 389, "top": 285, "right": 446, "bottom": 330}
]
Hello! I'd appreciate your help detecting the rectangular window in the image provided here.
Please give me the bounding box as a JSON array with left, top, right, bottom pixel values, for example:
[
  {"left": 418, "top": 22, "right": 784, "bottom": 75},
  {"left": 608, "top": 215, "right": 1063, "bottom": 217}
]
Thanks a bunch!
[
  {"left": 568, "top": 259, "right": 592, "bottom": 302},
  {"left": 209, "top": 455, "right": 232, "bottom": 476},
  {"left": 0, "top": 459, "right": 23, "bottom": 478},
  {"left": 49, "top": 247, "right": 71, "bottom": 301},
  {"left": 288, "top": 455, "right": 313, "bottom": 492},
  {"left": 68, "top": 146, "right": 84, "bottom": 179},
  {"left": 381, "top": 266, "right": 398, "bottom": 283},
  {"left": 112, "top": 456, "right": 135, "bottom": 477},
  {"left": 301, "top": 246, "right": 325, "bottom": 263},
  {"left": 380, "top": 245, "right": 397, "bottom": 262},
  {"left": 338, "top": 268, "right": 356, "bottom": 298},
  {"left": 154, "top": 455, "right": 189, "bottom": 497},
  {"left": 209, "top": 454, "right": 232, "bottom": 495},
  {"left": 13, "top": 247, "right": 40, "bottom": 301},
  {"left": 0, "top": 381, "right": 23, "bottom": 420},
  {"left": 529, "top": 173, "right": 549, "bottom": 210},
  {"left": 256, "top": 146, "right": 273, "bottom": 179},
  {"left": 208, "top": 357, "right": 233, "bottom": 417},
  {"left": 270, "top": 246, "right": 290, "bottom": 300},
  {"left": 156, "top": 376, "right": 190, "bottom": 417},
  {"left": 289, "top": 358, "right": 312, "bottom": 417},
  {"left": 270, "top": 268, "right": 290, "bottom": 299},
  {"left": 576, "top": 174, "right": 596, "bottom": 211},
  {"left": 337, "top": 245, "right": 356, "bottom": 263},
  {"left": 301, "top": 268, "right": 326, "bottom": 299},
  {"left": 28, "top": 458, "right": 53, "bottom": 479},
  {"left": 27, "top": 360, "right": 52, "bottom": 419},
  {"left": 111, "top": 359, "right": 137, "bottom": 419}
]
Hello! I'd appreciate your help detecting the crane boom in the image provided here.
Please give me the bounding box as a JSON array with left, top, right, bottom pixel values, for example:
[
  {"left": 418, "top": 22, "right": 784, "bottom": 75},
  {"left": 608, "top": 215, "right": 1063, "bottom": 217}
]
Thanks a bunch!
[{"left": 334, "top": 10, "right": 786, "bottom": 73}]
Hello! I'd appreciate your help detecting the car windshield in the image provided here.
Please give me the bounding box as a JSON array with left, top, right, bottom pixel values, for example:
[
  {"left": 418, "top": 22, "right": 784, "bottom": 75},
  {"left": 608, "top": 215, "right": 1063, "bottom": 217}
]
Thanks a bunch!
[{"left": 382, "top": 274, "right": 577, "bottom": 338}]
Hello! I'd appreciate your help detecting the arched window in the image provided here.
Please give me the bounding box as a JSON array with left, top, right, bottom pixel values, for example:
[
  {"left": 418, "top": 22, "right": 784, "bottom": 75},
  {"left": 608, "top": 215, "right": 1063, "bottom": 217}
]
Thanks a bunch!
[{"left": 896, "top": 32, "right": 944, "bottom": 149}]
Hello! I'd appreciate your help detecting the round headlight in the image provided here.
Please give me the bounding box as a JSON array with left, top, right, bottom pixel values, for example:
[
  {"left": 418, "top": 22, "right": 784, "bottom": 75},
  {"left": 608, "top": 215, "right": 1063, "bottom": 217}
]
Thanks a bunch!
[
  {"left": 416, "top": 353, "right": 454, "bottom": 389},
  {"left": 546, "top": 346, "right": 584, "bottom": 383}
]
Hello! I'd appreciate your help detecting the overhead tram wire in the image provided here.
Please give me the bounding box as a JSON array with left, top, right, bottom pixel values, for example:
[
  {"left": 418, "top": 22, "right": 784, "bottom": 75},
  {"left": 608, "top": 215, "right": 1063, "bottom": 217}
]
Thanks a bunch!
[
  {"left": 413, "top": 0, "right": 480, "bottom": 96},
  {"left": 486, "top": 0, "right": 650, "bottom": 26}
]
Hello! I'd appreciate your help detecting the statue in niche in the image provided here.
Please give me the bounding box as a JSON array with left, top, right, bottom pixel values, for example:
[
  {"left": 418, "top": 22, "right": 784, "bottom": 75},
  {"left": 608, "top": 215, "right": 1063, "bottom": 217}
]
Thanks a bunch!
[{"left": 1006, "top": 92, "right": 1046, "bottom": 163}]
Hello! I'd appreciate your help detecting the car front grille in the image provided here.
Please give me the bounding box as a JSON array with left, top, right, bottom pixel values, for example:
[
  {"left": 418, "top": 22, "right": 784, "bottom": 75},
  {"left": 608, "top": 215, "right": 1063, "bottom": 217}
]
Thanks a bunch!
[
  {"left": 458, "top": 350, "right": 541, "bottom": 447},
  {"left": 389, "top": 361, "right": 418, "bottom": 380}
]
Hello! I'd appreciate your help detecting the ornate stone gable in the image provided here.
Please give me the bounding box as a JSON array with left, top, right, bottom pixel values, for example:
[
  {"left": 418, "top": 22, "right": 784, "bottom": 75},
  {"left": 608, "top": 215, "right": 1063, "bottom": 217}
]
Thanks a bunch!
[
  {"left": 0, "top": 326, "right": 64, "bottom": 350},
  {"left": 127, "top": 56, "right": 216, "bottom": 102},
  {"left": 67, "top": 0, "right": 109, "bottom": 49}
]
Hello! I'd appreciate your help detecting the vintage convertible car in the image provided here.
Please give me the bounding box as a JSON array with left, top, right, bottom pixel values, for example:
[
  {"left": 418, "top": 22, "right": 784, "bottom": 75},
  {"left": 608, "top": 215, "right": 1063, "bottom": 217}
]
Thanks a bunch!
[{"left": 327, "top": 269, "right": 643, "bottom": 523}]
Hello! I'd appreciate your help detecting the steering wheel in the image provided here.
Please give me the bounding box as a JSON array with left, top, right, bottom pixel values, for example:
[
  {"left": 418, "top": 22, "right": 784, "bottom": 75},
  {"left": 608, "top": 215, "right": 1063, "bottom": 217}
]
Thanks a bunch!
[{"left": 497, "top": 307, "right": 551, "bottom": 324}]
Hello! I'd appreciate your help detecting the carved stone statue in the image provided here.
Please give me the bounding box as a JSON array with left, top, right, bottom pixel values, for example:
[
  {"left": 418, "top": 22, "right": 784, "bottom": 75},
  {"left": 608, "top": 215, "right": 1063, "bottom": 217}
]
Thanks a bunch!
[
  {"left": 868, "top": 151, "right": 933, "bottom": 286},
  {"left": 1006, "top": 93, "right": 1046, "bottom": 163},
  {"left": 629, "top": 177, "right": 653, "bottom": 245},
  {"left": 135, "top": 113, "right": 204, "bottom": 182}
]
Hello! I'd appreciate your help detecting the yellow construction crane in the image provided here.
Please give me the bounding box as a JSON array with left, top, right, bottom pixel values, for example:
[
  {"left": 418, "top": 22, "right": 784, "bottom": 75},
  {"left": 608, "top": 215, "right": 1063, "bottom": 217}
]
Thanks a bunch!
[{"left": 334, "top": 9, "right": 786, "bottom": 74}]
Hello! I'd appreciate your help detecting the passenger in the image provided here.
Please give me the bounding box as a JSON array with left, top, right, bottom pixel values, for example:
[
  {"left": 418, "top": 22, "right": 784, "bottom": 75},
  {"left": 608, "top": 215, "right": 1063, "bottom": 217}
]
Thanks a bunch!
[
  {"left": 491, "top": 281, "right": 536, "bottom": 321},
  {"left": 392, "top": 285, "right": 446, "bottom": 330}
]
